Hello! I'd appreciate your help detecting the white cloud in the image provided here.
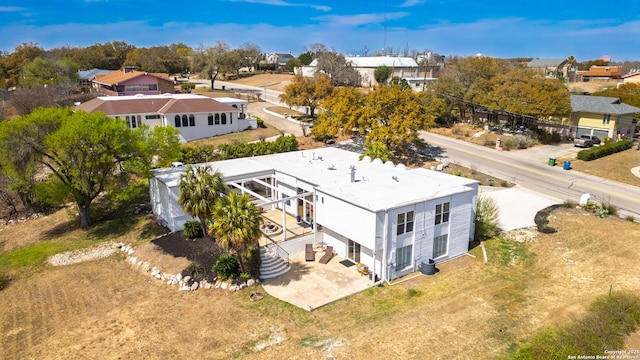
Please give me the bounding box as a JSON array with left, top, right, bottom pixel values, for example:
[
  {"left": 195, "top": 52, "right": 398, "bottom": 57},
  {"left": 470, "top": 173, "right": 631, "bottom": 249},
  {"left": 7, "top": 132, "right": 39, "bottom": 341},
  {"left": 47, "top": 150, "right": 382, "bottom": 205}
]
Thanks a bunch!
[
  {"left": 313, "top": 12, "right": 408, "bottom": 27},
  {"left": 0, "top": 6, "right": 24, "bottom": 12},
  {"left": 226, "top": 0, "right": 331, "bottom": 11},
  {"left": 400, "top": 0, "right": 425, "bottom": 7}
]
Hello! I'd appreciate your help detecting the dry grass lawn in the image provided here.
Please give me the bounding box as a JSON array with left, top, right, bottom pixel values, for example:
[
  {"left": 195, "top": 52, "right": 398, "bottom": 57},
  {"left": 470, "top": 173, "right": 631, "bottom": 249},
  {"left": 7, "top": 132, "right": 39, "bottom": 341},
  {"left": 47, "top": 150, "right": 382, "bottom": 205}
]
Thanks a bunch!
[
  {"left": 227, "top": 73, "right": 295, "bottom": 92},
  {"left": 2, "top": 206, "right": 640, "bottom": 359},
  {"left": 183, "top": 125, "right": 282, "bottom": 148},
  {"left": 558, "top": 147, "right": 640, "bottom": 186}
]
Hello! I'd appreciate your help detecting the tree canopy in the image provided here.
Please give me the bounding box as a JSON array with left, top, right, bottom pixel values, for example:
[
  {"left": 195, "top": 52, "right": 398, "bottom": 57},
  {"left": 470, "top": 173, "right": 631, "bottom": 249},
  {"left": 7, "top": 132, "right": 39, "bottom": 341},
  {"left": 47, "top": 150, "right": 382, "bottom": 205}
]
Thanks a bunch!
[
  {"left": 178, "top": 165, "right": 227, "bottom": 235},
  {"left": 0, "top": 107, "right": 180, "bottom": 228},
  {"left": 313, "top": 85, "right": 442, "bottom": 154},
  {"left": 374, "top": 65, "right": 392, "bottom": 85},
  {"left": 279, "top": 74, "right": 333, "bottom": 117}
]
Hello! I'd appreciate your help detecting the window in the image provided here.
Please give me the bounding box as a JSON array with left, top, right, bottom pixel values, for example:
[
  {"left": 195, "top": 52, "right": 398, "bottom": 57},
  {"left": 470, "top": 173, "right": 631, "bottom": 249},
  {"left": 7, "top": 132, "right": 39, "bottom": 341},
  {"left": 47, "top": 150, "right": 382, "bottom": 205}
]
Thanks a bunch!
[
  {"left": 124, "top": 84, "right": 158, "bottom": 92},
  {"left": 174, "top": 115, "right": 181, "bottom": 127},
  {"left": 396, "top": 211, "right": 414, "bottom": 235},
  {"left": 433, "top": 234, "right": 448, "bottom": 259},
  {"left": 221, "top": 113, "right": 227, "bottom": 125},
  {"left": 181, "top": 115, "right": 188, "bottom": 127},
  {"left": 603, "top": 114, "right": 611, "bottom": 125},
  {"left": 145, "top": 114, "right": 160, "bottom": 120},
  {"left": 130, "top": 115, "right": 137, "bottom": 128},
  {"left": 396, "top": 245, "right": 412, "bottom": 269},
  {"left": 214, "top": 114, "right": 220, "bottom": 125},
  {"left": 208, "top": 114, "right": 214, "bottom": 125},
  {"left": 189, "top": 114, "right": 195, "bottom": 127},
  {"left": 435, "top": 202, "right": 450, "bottom": 225}
]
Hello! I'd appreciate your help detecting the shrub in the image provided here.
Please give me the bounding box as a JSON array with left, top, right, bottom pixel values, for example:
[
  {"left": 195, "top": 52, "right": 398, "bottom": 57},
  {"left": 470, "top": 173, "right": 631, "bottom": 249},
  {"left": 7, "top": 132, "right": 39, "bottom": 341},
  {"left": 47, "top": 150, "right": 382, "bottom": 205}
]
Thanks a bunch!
[
  {"left": 625, "top": 215, "right": 636, "bottom": 222},
  {"left": 212, "top": 254, "right": 239, "bottom": 280},
  {"left": 0, "top": 272, "right": 10, "bottom": 290},
  {"left": 563, "top": 199, "right": 576, "bottom": 208},
  {"left": 242, "top": 245, "right": 261, "bottom": 279},
  {"left": 511, "top": 134, "right": 533, "bottom": 149},
  {"left": 182, "top": 261, "right": 205, "bottom": 280},
  {"left": 576, "top": 139, "right": 633, "bottom": 161},
  {"left": 183, "top": 220, "right": 203, "bottom": 239},
  {"left": 535, "top": 128, "right": 561, "bottom": 145},
  {"left": 219, "top": 135, "right": 298, "bottom": 160},
  {"left": 255, "top": 117, "right": 265, "bottom": 128},
  {"left": 503, "top": 140, "right": 515, "bottom": 151},
  {"left": 474, "top": 195, "right": 501, "bottom": 241},
  {"left": 180, "top": 83, "right": 196, "bottom": 92},
  {"left": 180, "top": 145, "right": 218, "bottom": 164}
]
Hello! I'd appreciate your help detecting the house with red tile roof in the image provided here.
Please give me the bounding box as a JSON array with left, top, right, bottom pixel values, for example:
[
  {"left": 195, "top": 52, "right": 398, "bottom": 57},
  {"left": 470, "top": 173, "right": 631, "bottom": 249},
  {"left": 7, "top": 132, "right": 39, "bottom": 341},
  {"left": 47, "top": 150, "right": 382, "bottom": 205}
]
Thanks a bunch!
[
  {"left": 75, "top": 94, "right": 256, "bottom": 142},
  {"left": 577, "top": 65, "right": 625, "bottom": 82},
  {"left": 91, "top": 68, "right": 176, "bottom": 96}
]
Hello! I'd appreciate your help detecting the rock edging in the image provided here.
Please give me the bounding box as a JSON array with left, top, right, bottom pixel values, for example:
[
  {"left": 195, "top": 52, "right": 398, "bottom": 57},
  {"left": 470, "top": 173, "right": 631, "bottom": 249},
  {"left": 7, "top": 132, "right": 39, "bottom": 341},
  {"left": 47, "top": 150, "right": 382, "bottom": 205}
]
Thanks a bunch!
[{"left": 117, "top": 243, "right": 259, "bottom": 293}]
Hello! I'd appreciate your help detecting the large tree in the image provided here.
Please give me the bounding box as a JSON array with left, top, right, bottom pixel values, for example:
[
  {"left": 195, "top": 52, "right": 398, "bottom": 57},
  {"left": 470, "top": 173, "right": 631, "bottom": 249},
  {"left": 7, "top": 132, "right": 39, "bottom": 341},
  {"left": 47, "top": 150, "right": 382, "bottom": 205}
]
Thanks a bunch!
[
  {"left": 313, "top": 85, "right": 439, "bottom": 154},
  {"left": 279, "top": 74, "right": 333, "bottom": 117},
  {"left": 178, "top": 165, "right": 227, "bottom": 235},
  {"left": 475, "top": 69, "right": 571, "bottom": 122},
  {"left": 314, "top": 51, "right": 361, "bottom": 86},
  {"left": 374, "top": 65, "right": 392, "bottom": 85},
  {"left": 210, "top": 192, "right": 263, "bottom": 274},
  {"left": 20, "top": 57, "right": 79, "bottom": 87},
  {"left": 0, "top": 107, "right": 180, "bottom": 228}
]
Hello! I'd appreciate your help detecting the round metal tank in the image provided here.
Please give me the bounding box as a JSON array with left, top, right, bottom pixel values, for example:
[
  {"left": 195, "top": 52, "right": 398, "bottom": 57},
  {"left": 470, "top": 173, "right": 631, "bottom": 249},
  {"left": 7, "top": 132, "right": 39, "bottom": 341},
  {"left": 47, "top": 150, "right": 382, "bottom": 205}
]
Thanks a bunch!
[{"left": 421, "top": 259, "right": 437, "bottom": 275}]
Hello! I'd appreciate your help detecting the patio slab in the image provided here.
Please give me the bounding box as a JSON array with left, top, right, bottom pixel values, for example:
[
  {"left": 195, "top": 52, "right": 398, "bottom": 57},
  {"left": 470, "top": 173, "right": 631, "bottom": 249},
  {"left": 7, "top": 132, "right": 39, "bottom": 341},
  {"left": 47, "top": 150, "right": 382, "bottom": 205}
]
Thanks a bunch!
[{"left": 261, "top": 236, "right": 372, "bottom": 311}]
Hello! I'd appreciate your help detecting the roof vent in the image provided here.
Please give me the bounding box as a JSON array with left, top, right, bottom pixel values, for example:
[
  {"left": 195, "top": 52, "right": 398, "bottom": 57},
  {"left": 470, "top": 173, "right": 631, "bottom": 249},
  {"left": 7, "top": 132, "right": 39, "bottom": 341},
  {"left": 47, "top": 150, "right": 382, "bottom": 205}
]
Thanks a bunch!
[
  {"left": 392, "top": 176, "right": 399, "bottom": 182},
  {"left": 328, "top": 165, "right": 336, "bottom": 170}
]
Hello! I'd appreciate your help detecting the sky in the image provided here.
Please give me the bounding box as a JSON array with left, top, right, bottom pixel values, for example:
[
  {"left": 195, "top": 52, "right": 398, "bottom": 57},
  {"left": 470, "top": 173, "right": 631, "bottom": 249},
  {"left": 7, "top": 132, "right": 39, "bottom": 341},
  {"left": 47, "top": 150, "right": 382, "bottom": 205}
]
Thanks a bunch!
[{"left": 1, "top": 0, "right": 639, "bottom": 61}]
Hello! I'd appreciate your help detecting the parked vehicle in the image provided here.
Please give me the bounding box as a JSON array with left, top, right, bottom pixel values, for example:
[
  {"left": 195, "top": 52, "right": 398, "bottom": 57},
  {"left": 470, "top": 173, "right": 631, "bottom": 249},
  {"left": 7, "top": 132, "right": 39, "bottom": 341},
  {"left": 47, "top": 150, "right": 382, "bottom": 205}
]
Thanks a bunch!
[{"left": 573, "top": 134, "right": 601, "bottom": 148}]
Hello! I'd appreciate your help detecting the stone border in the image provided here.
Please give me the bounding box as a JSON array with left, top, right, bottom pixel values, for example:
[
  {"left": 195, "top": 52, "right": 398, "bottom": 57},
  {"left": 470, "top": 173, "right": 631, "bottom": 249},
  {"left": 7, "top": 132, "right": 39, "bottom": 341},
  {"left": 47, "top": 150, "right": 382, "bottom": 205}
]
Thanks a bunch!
[{"left": 117, "top": 242, "right": 259, "bottom": 292}]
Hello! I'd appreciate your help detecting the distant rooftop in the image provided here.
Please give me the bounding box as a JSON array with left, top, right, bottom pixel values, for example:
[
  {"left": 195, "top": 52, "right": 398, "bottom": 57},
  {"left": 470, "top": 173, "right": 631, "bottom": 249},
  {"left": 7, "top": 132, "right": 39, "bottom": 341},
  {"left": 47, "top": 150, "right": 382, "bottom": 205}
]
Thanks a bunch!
[
  {"left": 527, "top": 59, "right": 566, "bottom": 68},
  {"left": 571, "top": 95, "right": 640, "bottom": 115}
]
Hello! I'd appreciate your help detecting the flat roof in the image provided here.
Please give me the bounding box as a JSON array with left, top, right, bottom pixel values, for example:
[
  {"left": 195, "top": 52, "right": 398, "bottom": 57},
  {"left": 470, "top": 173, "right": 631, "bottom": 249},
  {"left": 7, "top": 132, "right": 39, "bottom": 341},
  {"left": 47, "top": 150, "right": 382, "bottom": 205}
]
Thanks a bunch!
[{"left": 153, "top": 147, "right": 478, "bottom": 212}]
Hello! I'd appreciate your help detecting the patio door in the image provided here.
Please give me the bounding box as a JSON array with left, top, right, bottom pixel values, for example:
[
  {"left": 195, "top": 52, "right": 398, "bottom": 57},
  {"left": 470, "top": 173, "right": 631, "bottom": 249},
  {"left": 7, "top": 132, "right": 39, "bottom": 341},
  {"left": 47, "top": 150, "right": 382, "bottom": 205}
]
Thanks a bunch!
[{"left": 348, "top": 239, "right": 360, "bottom": 263}]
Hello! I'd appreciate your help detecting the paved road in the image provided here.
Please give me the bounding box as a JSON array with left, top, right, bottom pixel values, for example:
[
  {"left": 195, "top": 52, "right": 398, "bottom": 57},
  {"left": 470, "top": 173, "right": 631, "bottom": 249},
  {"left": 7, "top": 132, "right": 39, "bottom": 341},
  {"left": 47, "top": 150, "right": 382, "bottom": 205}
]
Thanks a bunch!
[
  {"left": 420, "top": 132, "right": 640, "bottom": 218},
  {"left": 187, "top": 78, "right": 306, "bottom": 137}
]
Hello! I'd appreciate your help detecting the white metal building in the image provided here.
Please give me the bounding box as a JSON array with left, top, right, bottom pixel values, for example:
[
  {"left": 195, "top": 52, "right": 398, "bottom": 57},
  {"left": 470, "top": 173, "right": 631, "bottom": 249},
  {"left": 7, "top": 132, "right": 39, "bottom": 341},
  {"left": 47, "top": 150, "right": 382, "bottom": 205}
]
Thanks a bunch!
[{"left": 150, "top": 147, "right": 479, "bottom": 281}]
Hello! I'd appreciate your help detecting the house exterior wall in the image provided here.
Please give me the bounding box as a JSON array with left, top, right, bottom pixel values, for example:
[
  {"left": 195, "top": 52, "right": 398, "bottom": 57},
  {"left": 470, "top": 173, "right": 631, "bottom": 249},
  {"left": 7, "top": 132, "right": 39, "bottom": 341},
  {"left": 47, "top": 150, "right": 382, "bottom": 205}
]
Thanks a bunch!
[
  {"left": 149, "top": 177, "right": 193, "bottom": 232},
  {"left": 315, "top": 191, "right": 377, "bottom": 250},
  {"left": 623, "top": 74, "right": 640, "bottom": 84}
]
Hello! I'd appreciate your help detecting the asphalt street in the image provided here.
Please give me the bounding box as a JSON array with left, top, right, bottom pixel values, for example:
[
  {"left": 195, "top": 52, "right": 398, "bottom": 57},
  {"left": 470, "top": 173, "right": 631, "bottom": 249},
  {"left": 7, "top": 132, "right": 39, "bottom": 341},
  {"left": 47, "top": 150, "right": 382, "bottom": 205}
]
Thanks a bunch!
[{"left": 420, "top": 132, "right": 640, "bottom": 218}]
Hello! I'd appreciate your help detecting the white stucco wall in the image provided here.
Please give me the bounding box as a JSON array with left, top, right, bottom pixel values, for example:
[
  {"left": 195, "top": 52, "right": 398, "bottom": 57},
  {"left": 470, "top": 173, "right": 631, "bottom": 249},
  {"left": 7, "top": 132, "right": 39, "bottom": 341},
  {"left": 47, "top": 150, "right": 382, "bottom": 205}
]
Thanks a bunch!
[{"left": 315, "top": 191, "right": 377, "bottom": 250}]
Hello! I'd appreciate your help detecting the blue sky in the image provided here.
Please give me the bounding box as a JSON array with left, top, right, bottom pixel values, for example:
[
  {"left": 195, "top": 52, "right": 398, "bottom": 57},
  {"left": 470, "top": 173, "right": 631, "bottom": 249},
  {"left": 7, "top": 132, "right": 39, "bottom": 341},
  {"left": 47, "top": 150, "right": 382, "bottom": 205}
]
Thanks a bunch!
[{"left": 1, "top": 0, "right": 639, "bottom": 61}]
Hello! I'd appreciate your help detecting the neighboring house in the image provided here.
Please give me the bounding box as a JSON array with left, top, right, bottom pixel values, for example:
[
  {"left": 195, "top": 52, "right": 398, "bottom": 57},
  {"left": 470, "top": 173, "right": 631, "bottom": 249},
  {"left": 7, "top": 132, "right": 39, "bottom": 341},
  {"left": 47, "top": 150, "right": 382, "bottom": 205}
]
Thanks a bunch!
[
  {"left": 622, "top": 70, "right": 640, "bottom": 85},
  {"left": 150, "top": 147, "right": 479, "bottom": 282},
  {"left": 404, "top": 77, "right": 438, "bottom": 92},
  {"left": 266, "top": 52, "right": 295, "bottom": 67},
  {"left": 91, "top": 68, "right": 175, "bottom": 96},
  {"left": 298, "top": 56, "right": 430, "bottom": 88},
  {"left": 569, "top": 95, "right": 640, "bottom": 139},
  {"left": 527, "top": 59, "right": 575, "bottom": 80},
  {"left": 77, "top": 68, "right": 111, "bottom": 88},
  {"left": 577, "top": 66, "right": 625, "bottom": 82},
  {"left": 75, "top": 94, "right": 256, "bottom": 142}
]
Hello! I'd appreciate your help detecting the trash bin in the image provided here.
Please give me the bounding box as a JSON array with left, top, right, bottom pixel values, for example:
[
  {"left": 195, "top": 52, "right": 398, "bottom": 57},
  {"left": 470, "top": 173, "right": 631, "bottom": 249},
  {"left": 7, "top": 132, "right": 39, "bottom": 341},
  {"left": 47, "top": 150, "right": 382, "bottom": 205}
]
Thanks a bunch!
[
  {"left": 548, "top": 158, "right": 556, "bottom": 166},
  {"left": 563, "top": 160, "right": 571, "bottom": 170}
]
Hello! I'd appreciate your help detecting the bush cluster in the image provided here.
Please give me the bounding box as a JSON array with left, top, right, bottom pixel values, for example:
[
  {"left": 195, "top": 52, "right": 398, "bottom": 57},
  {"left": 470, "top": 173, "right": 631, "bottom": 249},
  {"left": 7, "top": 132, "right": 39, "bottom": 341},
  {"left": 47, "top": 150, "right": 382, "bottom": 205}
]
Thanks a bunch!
[
  {"left": 534, "top": 128, "right": 561, "bottom": 144},
  {"left": 513, "top": 292, "right": 640, "bottom": 359},
  {"left": 576, "top": 139, "right": 633, "bottom": 161},
  {"left": 212, "top": 254, "right": 239, "bottom": 280},
  {"left": 218, "top": 135, "right": 298, "bottom": 160},
  {"left": 180, "top": 145, "right": 218, "bottom": 164},
  {"left": 183, "top": 220, "right": 203, "bottom": 239},
  {"left": 505, "top": 134, "right": 534, "bottom": 149}
]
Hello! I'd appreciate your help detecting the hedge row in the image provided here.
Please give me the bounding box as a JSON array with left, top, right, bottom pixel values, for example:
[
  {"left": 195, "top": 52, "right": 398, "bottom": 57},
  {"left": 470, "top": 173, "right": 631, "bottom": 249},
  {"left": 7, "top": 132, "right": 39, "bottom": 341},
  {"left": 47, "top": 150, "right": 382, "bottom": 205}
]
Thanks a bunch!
[
  {"left": 219, "top": 135, "right": 298, "bottom": 160},
  {"left": 576, "top": 139, "right": 634, "bottom": 161}
]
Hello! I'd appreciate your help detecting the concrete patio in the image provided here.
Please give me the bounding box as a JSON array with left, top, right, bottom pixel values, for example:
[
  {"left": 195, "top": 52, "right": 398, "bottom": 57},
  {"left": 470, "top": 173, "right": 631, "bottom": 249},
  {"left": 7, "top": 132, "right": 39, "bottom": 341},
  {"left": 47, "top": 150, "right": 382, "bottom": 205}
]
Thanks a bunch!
[{"left": 261, "top": 235, "right": 373, "bottom": 311}]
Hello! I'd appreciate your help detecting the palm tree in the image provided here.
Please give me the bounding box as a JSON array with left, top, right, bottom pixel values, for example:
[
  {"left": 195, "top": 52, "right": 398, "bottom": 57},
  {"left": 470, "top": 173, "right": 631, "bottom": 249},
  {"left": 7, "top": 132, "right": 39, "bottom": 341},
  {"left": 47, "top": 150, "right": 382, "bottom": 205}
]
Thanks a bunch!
[
  {"left": 210, "top": 192, "right": 263, "bottom": 273},
  {"left": 178, "top": 165, "right": 227, "bottom": 235}
]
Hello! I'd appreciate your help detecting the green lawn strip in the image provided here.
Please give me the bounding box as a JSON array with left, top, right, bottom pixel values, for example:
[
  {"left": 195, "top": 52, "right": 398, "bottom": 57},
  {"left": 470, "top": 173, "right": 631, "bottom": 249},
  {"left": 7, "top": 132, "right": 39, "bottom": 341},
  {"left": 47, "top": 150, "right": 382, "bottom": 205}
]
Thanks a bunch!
[{"left": 0, "top": 238, "right": 102, "bottom": 271}]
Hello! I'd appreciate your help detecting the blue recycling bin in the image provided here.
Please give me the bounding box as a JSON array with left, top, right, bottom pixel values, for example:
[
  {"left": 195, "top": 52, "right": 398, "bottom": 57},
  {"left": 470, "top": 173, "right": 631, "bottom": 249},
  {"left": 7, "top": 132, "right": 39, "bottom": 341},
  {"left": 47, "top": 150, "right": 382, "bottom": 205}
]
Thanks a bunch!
[{"left": 563, "top": 160, "right": 571, "bottom": 170}]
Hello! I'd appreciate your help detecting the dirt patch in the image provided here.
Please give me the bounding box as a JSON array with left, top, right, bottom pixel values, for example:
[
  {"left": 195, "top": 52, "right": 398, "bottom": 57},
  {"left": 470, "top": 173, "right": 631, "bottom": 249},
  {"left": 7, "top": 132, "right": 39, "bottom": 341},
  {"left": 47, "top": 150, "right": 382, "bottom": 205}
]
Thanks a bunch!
[
  {"left": 226, "top": 73, "right": 294, "bottom": 92},
  {"left": 142, "top": 232, "right": 225, "bottom": 281}
]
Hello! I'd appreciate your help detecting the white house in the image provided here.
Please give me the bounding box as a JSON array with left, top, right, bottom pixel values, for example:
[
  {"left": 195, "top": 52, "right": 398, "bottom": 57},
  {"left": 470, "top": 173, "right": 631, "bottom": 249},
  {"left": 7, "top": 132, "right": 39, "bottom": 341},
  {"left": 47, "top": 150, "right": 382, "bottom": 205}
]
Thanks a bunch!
[
  {"left": 298, "top": 56, "right": 424, "bottom": 88},
  {"left": 75, "top": 94, "right": 256, "bottom": 142},
  {"left": 150, "top": 147, "right": 479, "bottom": 282}
]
